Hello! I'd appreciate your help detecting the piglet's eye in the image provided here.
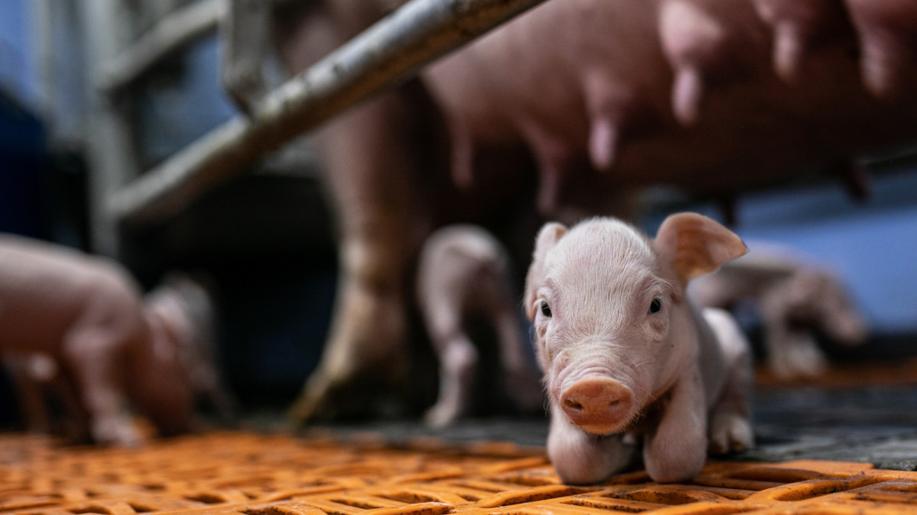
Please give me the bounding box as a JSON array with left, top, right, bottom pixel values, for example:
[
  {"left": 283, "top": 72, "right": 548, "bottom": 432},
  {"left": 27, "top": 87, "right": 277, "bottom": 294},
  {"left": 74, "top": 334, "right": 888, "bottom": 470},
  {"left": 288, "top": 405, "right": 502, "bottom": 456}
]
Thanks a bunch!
[
  {"left": 540, "top": 300, "right": 553, "bottom": 318},
  {"left": 649, "top": 297, "right": 662, "bottom": 314}
]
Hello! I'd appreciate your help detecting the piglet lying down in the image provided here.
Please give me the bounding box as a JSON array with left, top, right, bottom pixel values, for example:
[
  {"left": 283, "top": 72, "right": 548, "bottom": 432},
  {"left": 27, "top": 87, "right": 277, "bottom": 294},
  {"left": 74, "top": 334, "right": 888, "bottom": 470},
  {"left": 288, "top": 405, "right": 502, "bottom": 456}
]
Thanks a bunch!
[{"left": 525, "top": 213, "right": 754, "bottom": 484}]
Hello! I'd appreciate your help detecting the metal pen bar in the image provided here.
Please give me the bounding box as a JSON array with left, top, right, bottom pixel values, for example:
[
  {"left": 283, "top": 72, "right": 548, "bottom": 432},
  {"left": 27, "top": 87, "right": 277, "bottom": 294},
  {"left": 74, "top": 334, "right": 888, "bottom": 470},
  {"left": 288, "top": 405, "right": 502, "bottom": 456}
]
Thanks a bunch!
[
  {"left": 96, "top": 0, "right": 226, "bottom": 94},
  {"left": 109, "top": 0, "right": 546, "bottom": 226}
]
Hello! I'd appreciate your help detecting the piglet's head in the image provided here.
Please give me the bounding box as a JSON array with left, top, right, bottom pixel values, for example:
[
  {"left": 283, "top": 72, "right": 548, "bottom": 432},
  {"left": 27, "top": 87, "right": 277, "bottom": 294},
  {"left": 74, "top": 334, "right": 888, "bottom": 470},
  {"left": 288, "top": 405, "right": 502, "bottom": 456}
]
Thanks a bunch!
[{"left": 525, "top": 213, "right": 746, "bottom": 435}]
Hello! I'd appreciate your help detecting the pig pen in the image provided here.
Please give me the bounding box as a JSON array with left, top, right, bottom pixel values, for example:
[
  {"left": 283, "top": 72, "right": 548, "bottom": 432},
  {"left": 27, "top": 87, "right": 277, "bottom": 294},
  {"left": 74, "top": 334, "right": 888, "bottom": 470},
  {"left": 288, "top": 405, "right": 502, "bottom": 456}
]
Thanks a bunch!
[{"left": 5, "top": 0, "right": 917, "bottom": 513}]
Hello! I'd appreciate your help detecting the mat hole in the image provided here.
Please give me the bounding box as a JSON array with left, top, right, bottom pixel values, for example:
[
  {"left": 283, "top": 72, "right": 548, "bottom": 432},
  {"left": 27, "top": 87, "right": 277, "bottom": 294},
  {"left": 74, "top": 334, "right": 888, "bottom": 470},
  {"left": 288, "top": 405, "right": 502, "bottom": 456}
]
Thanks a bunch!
[
  {"left": 610, "top": 491, "right": 703, "bottom": 505},
  {"left": 244, "top": 508, "right": 296, "bottom": 515},
  {"left": 379, "top": 492, "right": 437, "bottom": 503},
  {"left": 564, "top": 499, "right": 647, "bottom": 513},
  {"left": 185, "top": 493, "right": 225, "bottom": 504},
  {"left": 331, "top": 498, "right": 381, "bottom": 509},
  {"left": 730, "top": 468, "right": 822, "bottom": 483},
  {"left": 69, "top": 506, "right": 108, "bottom": 514}
]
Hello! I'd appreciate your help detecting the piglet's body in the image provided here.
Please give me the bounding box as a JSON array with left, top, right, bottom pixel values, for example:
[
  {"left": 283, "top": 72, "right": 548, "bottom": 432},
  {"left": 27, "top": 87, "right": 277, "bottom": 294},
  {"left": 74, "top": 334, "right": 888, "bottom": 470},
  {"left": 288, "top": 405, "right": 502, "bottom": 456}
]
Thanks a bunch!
[
  {"left": 0, "top": 235, "right": 197, "bottom": 445},
  {"left": 417, "top": 226, "right": 542, "bottom": 427},
  {"left": 525, "top": 214, "right": 753, "bottom": 484},
  {"left": 690, "top": 245, "right": 867, "bottom": 379}
]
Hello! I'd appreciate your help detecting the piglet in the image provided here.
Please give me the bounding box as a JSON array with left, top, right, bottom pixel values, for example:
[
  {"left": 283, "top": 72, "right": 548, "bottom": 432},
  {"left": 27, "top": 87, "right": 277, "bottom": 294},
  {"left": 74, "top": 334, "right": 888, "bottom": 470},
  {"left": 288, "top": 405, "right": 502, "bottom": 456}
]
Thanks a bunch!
[
  {"left": 525, "top": 213, "right": 753, "bottom": 484},
  {"left": 0, "top": 235, "right": 222, "bottom": 445},
  {"left": 417, "top": 225, "right": 542, "bottom": 428},
  {"left": 690, "top": 245, "right": 868, "bottom": 379},
  {"left": 144, "top": 274, "right": 233, "bottom": 420}
]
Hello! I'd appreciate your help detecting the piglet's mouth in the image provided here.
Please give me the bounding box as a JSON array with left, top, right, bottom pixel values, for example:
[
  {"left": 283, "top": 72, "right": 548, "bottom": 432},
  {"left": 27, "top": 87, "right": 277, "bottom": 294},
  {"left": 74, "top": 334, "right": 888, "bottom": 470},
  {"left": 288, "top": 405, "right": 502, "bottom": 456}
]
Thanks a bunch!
[
  {"left": 574, "top": 419, "right": 632, "bottom": 436},
  {"left": 559, "top": 376, "right": 635, "bottom": 436}
]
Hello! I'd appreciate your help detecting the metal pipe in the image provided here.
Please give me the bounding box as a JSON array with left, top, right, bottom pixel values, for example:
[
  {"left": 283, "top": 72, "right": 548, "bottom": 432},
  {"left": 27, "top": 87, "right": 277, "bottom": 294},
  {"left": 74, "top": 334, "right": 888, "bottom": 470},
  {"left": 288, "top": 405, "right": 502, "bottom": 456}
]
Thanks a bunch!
[
  {"left": 96, "top": 0, "right": 225, "bottom": 94},
  {"left": 83, "top": 0, "right": 143, "bottom": 255},
  {"left": 109, "top": 0, "right": 547, "bottom": 226}
]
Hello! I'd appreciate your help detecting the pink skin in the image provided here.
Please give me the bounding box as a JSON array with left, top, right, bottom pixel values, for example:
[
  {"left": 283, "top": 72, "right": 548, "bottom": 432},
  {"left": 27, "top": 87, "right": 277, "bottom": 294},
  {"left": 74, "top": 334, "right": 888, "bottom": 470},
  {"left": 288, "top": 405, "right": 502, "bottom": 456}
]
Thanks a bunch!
[
  {"left": 0, "top": 235, "right": 211, "bottom": 445},
  {"left": 144, "top": 275, "right": 232, "bottom": 420},
  {"left": 659, "top": 0, "right": 731, "bottom": 126},
  {"left": 424, "top": 0, "right": 917, "bottom": 199},
  {"left": 416, "top": 225, "right": 542, "bottom": 428},
  {"left": 275, "top": 1, "right": 917, "bottom": 422},
  {"left": 287, "top": 88, "right": 429, "bottom": 422},
  {"left": 280, "top": 3, "right": 536, "bottom": 422},
  {"left": 752, "top": 0, "right": 849, "bottom": 82},
  {"left": 524, "top": 213, "right": 753, "bottom": 484},
  {"left": 425, "top": 0, "right": 667, "bottom": 211},
  {"left": 691, "top": 248, "right": 868, "bottom": 379},
  {"left": 845, "top": 0, "right": 917, "bottom": 99}
]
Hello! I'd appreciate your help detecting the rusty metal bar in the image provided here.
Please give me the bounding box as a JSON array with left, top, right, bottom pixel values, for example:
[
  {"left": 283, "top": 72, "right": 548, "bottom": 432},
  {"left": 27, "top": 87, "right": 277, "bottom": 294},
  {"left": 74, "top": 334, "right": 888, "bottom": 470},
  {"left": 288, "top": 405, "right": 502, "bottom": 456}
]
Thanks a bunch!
[{"left": 109, "top": 0, "right": 547, "bottom": 226}]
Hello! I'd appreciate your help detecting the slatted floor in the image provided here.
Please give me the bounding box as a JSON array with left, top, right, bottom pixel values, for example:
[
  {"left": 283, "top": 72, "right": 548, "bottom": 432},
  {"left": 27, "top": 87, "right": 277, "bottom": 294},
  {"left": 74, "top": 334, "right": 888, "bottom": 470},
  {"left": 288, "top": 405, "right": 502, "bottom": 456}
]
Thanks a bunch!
[{"left": 2, "top": 432, "right": 917, "bottom": 514}]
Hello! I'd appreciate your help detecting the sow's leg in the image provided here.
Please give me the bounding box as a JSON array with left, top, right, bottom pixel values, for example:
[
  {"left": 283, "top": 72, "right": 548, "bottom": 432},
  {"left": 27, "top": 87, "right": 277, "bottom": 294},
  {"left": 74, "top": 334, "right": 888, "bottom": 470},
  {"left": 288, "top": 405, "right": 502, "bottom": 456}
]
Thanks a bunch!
[{"left": 291, "top": 91, "right": 433, "bottom": 422}]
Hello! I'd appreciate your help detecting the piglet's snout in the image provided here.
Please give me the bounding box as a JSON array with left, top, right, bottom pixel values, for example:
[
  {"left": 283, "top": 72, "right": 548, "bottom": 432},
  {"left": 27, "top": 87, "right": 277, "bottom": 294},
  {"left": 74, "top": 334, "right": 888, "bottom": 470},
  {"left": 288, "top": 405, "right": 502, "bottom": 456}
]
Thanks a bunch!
[{"left": 560, "top": 377, "right": 634, "bottom": 435}]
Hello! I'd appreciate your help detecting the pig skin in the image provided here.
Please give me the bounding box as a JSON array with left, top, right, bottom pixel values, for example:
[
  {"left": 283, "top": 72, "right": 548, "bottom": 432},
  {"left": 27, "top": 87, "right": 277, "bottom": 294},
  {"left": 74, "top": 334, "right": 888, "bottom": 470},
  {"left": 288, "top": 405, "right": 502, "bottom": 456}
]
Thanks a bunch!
[
  {"left": 0, "top": 235, "right": 216, "bottom": 445},
  {"left": 274, "top": 0, "right": 917, "bottom": 421},
  {"left": 524, "top": 213, "right": 753, "bottom": 483},
  {"left": 416, "top": 225, "right": 542, "bottom": 428},
  {"left": 690, "top": 245, "right": 868, "bottom": 379}
]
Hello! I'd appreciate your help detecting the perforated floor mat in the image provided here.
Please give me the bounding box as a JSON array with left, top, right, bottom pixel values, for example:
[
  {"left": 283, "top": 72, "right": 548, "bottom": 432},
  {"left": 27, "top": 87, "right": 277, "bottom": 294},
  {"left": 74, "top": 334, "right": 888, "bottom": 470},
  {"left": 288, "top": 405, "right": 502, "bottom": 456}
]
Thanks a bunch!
[{"left": 2, "top": 432, "right": 916, "bottom": 514}]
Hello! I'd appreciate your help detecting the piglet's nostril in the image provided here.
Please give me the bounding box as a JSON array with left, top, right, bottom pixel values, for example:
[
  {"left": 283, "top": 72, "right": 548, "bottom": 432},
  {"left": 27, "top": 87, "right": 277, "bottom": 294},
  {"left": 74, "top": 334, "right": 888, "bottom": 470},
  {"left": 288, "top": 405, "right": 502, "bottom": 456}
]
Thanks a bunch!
[
  {"left": 559, "top": 377, "right": 634, "bottom": 433},
  {"left": 564, "top": 398, "right": 584, "bottom": 412}
]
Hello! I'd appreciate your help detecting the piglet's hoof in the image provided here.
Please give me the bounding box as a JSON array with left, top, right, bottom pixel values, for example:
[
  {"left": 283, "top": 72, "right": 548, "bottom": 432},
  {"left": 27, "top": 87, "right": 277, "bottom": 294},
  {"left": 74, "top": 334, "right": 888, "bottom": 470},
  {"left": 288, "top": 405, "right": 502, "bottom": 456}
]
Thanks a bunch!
[
  {"left": 423, "top": 401, "right": 463, "bottom": 429},
  {"left": 92, "top": 416, "right": 143, "bottom": 447},
  {"left": 770, "top": 338, "right": 828, "bottom": 379},
  {"left": 709, "top": 412, "right": 754, "bottom": 455}
]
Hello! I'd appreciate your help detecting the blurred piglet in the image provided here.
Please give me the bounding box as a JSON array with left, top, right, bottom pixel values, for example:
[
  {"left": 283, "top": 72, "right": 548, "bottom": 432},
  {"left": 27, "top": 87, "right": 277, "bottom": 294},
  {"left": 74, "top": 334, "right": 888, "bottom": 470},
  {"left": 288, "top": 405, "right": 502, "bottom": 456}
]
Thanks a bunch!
[
  {"left": 690, "top": 244, "right": 868, "bottom": 379},
  {"left": 145, "top": 273, "right": 233, "bottom": 419},
  {"left": 525, "top": 213, "right": 753, "bottom": 484},
  {"left": 3, "top": 353, "right": 66, "bottom": 434},
  {"left": 0, "top": 235, "right": 228, "bottom": 445},
  {"left": 417, "top": 225, "right": 542, "bottom": 427}
]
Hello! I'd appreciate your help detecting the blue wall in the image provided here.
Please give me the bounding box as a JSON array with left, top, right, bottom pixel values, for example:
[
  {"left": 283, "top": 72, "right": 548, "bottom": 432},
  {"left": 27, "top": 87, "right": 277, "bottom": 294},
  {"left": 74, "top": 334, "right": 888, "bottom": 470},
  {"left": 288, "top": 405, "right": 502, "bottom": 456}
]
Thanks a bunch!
[
  {"left": 734, "top": 169, "right": 917, "bottom": 333},
  {"left": 0, "top": 0, "right": 37, "bottom": 108},
  {"left": 138, "top": 36, "right": 237, "bottom": 166}
]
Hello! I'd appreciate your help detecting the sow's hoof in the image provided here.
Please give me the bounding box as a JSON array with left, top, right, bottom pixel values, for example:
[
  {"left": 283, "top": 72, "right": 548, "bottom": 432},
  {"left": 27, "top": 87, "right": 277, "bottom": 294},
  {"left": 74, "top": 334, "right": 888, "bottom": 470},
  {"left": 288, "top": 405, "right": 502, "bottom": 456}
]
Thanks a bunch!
[{"left": 288, "top": 363, "right": 410, "bottom": 424}]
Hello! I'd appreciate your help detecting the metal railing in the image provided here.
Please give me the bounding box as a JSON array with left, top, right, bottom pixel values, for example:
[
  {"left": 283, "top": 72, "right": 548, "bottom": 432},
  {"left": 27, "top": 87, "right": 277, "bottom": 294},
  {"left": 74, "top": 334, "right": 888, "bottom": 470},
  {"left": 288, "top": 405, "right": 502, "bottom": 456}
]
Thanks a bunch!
[{"left": 101, "top": 0, "right": 546, "bottom": 227}]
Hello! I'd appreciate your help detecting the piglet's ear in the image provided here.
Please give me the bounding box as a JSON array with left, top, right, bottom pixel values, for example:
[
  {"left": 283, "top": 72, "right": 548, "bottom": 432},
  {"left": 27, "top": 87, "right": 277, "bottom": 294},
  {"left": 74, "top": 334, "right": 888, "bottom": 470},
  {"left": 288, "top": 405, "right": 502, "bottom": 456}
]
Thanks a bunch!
[
  {"left": 534, "top": 222, "right": 567, "bottom": 263},
  {"left": 524, "top": 222, "right": 567, "bottom": 319},
  {"left": 654, "top": 212, "right": 746, "bottom": 282}
]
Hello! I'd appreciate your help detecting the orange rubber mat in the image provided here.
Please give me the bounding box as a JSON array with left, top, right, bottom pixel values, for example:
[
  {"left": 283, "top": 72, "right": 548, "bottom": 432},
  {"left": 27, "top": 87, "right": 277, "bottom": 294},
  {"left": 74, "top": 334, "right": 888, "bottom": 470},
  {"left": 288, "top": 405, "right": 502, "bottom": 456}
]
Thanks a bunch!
[{"left": 2, "top": 432, "right": 917, "bottom": 514}]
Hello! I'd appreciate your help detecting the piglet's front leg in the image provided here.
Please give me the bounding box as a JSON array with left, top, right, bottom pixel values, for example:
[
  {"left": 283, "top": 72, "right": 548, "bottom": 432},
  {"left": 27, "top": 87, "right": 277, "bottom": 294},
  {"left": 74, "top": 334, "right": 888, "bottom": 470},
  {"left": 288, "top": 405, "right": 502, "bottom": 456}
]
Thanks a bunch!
[
  {"left": 64, "top": 334, "right": 141, "bottom": 446},
  {"left": 643, "top": 367, "right": 707, "bottom": 483},
  {"left": 548, "top": 401, "right": 635, "bottom": 485}
]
